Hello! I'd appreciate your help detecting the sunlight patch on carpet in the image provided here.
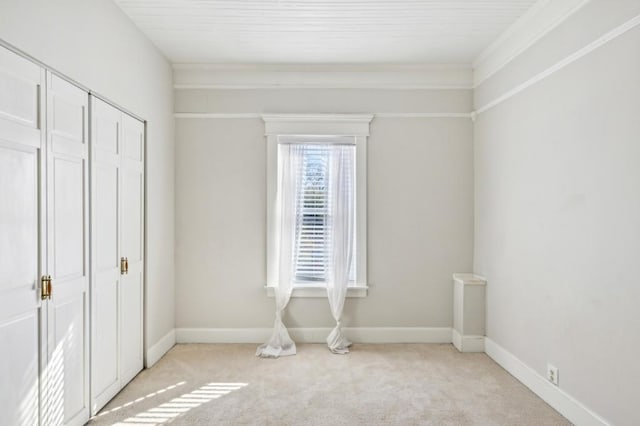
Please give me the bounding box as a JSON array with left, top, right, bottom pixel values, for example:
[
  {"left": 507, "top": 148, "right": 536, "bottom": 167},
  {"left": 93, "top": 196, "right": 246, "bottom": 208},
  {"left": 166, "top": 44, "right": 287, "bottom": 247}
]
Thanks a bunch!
[
  {"left": 114, "top": 382, "right": 249, "bottom": 425},
  {"left": 94, "top": 381, "right": 187, "bottom": 418}
]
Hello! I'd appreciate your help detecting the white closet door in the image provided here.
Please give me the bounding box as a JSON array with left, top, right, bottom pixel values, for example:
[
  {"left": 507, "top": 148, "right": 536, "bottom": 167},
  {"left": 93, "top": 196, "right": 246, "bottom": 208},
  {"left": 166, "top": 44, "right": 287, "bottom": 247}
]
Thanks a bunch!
[
  {"left": 0, "top": 47, "right": 45, "bottom": 426},
  {"left": 90, "top": 97, "right": 121, "bottom": 413},
  {"left": 90, "top": 98, "right": 145, "bottom": 413},
  {"left": 43, "top": 74, "right": 90, "bottom": 426},
  {"left": 119, "top": 114, "right": 144, "bottom": 385}
]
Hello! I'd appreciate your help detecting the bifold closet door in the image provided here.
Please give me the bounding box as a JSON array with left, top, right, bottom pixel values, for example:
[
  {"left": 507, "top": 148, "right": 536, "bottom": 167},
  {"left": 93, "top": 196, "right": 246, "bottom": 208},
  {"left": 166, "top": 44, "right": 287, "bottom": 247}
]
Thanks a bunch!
[
  {"left": 119, "top": 114, "right": 144, "bottom": 386},
  {"left": 91, "top": 97, "right": 144, "bottom": 414},
  {"left": 44, "top": 73, "right": 90, "bottom": 426},
  {"left": 91, "top": 97, "right": 122, "bottom": 412},
  {"left": 0, "top": 46, "right": 45, "bottom": 426}
]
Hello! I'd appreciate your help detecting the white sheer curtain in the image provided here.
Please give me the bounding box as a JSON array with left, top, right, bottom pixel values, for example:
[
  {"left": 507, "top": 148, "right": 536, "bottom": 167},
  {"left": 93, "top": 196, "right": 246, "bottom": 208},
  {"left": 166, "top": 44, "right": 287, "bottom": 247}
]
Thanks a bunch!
[
  {"left": 256, "top": 144, "right": 302, "bottom": 358},
  {"left": 325, "top": 145, "right": 355, "bottom": 354}
]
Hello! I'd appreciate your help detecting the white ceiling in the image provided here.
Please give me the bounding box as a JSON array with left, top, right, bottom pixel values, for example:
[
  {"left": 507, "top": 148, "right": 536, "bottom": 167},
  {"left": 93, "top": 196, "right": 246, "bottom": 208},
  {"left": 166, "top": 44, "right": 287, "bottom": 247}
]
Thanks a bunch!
[{"left": 114, "top": 0, "right": 538, "bottom": 64}]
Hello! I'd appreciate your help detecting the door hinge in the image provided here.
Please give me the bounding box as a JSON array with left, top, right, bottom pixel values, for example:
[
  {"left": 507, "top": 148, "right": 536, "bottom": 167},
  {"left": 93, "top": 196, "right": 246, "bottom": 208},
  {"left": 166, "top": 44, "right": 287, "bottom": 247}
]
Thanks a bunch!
[{"left": 41, "top": 275, "right": 52, "bottom": 300}]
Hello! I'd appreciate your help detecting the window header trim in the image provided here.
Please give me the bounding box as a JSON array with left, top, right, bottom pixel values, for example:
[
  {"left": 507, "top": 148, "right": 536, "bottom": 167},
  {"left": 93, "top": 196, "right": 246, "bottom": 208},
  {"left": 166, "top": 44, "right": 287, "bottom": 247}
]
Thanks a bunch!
[{"left": 277, "top": 135, "right": 356, "bottom": 145}]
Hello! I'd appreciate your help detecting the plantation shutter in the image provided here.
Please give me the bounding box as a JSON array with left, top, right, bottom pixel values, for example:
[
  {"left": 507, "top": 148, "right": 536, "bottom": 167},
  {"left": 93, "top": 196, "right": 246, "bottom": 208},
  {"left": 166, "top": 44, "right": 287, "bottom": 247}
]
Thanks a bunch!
[{"left": 279, "top": 140, "right": 355, "bottom": 283}]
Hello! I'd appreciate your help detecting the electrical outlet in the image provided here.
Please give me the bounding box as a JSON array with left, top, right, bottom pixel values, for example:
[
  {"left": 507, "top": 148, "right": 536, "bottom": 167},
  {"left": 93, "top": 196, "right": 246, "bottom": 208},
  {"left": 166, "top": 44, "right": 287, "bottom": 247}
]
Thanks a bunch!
[{"left": 547, "top": 364, "right": 559, "bottom": 386}]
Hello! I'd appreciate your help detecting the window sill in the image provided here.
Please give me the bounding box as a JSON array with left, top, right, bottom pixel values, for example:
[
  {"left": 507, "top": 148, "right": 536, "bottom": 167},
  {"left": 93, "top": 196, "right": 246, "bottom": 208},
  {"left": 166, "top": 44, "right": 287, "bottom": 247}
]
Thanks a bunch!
[{"left": 264, "top": 285, "right": 368, "bottom": 298}]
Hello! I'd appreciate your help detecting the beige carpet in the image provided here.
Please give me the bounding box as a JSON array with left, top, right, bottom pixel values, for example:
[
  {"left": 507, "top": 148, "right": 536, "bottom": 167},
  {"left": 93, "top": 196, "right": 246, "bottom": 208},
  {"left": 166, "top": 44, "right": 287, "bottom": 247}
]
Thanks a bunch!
[{"left": 88, "top": 343, "right": 570, "bottom": 425}]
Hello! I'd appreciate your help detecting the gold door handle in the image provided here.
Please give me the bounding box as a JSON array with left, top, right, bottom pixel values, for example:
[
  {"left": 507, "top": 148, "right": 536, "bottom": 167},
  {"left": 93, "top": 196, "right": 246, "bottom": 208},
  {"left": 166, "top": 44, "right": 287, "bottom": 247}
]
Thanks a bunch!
[
  {"left": 41, "top": 275, "right": 52, "bottom": 300},
  {"left": 121, "top": 257, "right": 129, "bottom": 275}
]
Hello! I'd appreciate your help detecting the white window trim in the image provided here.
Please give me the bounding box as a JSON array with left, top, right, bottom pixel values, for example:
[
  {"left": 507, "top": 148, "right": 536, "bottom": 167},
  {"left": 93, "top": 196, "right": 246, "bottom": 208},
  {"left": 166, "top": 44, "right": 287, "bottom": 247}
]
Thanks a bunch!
[{"left": 264, "top": 113, "right": 372, "bottom": 298}]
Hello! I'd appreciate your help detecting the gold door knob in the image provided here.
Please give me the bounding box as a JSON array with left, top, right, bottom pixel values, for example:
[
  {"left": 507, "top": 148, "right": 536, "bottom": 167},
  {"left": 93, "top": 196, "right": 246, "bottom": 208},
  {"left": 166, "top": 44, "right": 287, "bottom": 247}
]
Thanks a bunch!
[
  {"left": 41, "top": 275, "right": 52, "bottom": 300},
  {"left": 121, "top": 257, "right": 129, "bottom": 275}
]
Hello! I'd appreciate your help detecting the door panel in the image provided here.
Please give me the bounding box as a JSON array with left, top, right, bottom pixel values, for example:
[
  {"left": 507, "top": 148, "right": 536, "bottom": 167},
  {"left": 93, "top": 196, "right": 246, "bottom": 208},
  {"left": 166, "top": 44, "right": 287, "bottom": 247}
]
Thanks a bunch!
[
  {"left": 54, "top": 295, "right": 85, "bottom": 418},
  {"left": 0, "top": 312, "right": 40, "bottom": 426},
  {"left": 95, "top": 165, "right": 119, "bottom": 270},
  {"left": 90, "top": 97, "right": 122, "bottom": 414},
  {"left": 120, "top": 170, "right": 143, "bottom": 384},
  {"left": 52, "top": 157, "right": 84, "bottom": 277},
  {"left": 119, "top": 114, "right": 144, "bottom": 385},
  {"left": 122, "top": 119, "right": 143, "bottom": 162},
  {"left": 0, "top": 146, "right": 38, "bottom": 287},
  {"left": 0, "top": 75, "right": 38, "bottom": 126},
  {"left": 92, "top": 272, "right": 119, "bottom": 400},
  {"left": 0, "top": 48, "right": 41, "bottom": 148},
  {"left": 93, "top": 102, "right": 119, "bottom": 156},
  {"left": 120, "top": 266, "right": 143, "bottom": 384},
  {"left": 46, "top": 73, "right": 90, "bottom": 426},
  {"left": 121, "top": 170, "right": 143, "bottom": 263},
  {"left": 0, "top": 47, "right": 44, "bottom": 426},
  {"left": 92, "top": 164, "right": 119, "bottom": 404},
  {"left": 42, "top": 285, "right": 86, "bottom": 426}
]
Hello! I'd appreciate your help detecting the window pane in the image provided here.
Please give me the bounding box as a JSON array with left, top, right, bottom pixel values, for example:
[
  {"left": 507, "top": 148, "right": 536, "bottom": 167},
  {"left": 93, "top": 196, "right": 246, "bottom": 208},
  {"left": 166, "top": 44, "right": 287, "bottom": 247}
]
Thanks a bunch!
[
  {"left": 283, "top": 143, "right": 355, "bottom": 283},
  {"left": 294, "top": 145, "right": 330, "bottom": 282}
]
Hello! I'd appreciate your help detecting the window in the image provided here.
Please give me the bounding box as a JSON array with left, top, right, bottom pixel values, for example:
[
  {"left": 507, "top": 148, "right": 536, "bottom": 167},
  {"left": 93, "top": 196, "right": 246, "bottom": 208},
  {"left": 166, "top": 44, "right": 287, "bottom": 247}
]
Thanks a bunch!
[
  {"left": 285, "top": 142, "right": 356, "bottom": 284},
  {"left": 264, "top": 114, "right": 371, "bottom": 297}
]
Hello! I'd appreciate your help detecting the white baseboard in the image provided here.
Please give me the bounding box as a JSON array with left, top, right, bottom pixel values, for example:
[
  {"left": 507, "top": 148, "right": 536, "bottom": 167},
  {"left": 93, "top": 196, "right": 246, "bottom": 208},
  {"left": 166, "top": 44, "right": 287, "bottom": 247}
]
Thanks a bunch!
[
  {"left": 146, "top": 328, "right": 176, "bottom": 368},
  {"left": 451, "top": 329, "right": 485, "bottom": 352},
  {"left": 484, "top": 338, "right": 609, "bottom": 426},
  {"left": 175, "top": 327, "right": 452, "bottom": 344}
]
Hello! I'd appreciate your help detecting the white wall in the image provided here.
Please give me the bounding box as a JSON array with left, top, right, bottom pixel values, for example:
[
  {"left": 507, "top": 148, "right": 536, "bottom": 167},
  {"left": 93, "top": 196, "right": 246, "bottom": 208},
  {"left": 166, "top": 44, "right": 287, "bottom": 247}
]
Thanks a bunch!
[
  {"left": 474, "top": 1, "right": 640, "bottom": 424},
  {"left": 175, "top": 83, "right": 474, "bottom": 331},
  {"left": 0, "top": 0, "right": 175, "bottom": 360},
  {"left": 2, "top": 1, "right": 634, "bottom": 422}
]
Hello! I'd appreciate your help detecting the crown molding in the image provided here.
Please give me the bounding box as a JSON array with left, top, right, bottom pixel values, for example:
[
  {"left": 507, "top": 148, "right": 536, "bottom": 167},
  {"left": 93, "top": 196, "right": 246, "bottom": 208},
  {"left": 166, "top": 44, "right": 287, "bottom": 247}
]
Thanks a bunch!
[{"left": 473, "top": 0, "right": 590, "bottom": 87}]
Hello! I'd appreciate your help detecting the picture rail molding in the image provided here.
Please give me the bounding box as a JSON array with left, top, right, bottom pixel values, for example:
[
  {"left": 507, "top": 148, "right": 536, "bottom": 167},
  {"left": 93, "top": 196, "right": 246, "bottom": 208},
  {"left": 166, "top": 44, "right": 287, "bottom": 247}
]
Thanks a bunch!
[
  {"left": 474, "top": 13, "right": 640, "bottom": 116},
  {"left": 174, "top": 112, "right": 472, "bottom": 119}
]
